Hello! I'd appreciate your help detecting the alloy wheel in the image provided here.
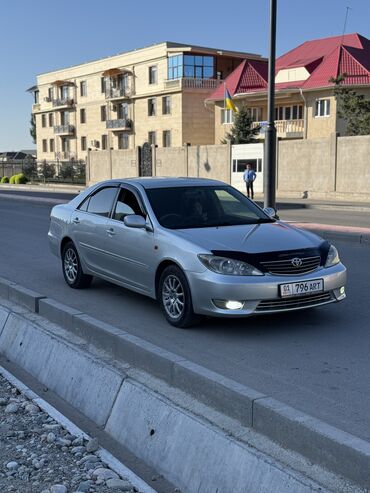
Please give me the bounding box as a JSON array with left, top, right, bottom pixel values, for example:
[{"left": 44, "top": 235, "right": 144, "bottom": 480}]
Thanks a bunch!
[
  {"left": 162, "top": 274, "right": 185, "bottom": 320},
  {"left": 64, "top": 248, "right": 78, "bottom": 284}
]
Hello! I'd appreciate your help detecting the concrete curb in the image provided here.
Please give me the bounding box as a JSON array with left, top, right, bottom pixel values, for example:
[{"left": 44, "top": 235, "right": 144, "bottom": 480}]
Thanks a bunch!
[
  {"left": 0, "top": 302, "right": 347, "bottom": 493},
  {"left": 0, "top": 276, "right": 369, "bottom": 489}
]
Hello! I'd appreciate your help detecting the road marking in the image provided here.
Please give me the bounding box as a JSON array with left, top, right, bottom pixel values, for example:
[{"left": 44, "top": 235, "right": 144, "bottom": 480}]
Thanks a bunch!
[
  {"left": 0, "top": 193, "right": 67, "bottom": 204},
  {"left": 289, "top": 222, "right": 370, "bottom": 235}
]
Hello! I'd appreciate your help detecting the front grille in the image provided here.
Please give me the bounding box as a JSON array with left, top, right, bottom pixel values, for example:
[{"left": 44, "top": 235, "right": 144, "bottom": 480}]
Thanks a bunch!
[
  {"left": 260, "top": 255, "right": 321, "bottom": 275},
  {"left": 256, "top": 292, "right": 333, "bottom": 312}
]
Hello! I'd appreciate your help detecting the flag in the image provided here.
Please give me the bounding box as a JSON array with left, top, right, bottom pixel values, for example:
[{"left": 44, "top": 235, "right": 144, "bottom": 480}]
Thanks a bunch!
[{"left": 224, "top": 87, "right": 237, "bottom": 112}]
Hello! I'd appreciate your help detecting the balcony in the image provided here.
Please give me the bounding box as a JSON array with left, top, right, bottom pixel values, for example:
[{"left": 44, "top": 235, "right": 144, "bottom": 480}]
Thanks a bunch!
[
  {"left": 105, "top": 87, "right": 134, "bottom": 100},
  {"left": 32, "top": 103, "right": 41, "bottom": 112},
  {"left": 52, "top": 98, "right": 75, "bottom": 108},
  {"left": 253, "top": 119, "right": 304, "bottom": 139},
  {"left": 164, "top": 78, "right": 223, "bottom": 91},
  {"left": 54, "top": 124, "right": 75, "bottom": 135},
  {"left": 106, "top": 118, "right": 132, "bottom": 131}
]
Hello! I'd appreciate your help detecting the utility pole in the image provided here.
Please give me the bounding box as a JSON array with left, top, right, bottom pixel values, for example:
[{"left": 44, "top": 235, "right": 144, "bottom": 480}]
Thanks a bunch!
[{"left": 264, "top": 0, "right": 277, "bottom": 210}]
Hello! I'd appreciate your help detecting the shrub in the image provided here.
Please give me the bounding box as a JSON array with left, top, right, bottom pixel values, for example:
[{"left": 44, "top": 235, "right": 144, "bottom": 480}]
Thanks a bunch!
[
  {"left": 1, "top": 176, "right": 9, "bottom": 183},
  {"left": 14, "top": 173, "right": 28, "bottom": 184},
  {"left": 39, "top": 161, "right": 55, "bottom": 181},
  {"left": 23, "top": 161, "right": 38, "bottom": 180},
  {"left": 9, "top": 175, "right": 16, "bottom": 184},
  {"left": 60, "top": 162, "right": 75, "bottom": 180}
]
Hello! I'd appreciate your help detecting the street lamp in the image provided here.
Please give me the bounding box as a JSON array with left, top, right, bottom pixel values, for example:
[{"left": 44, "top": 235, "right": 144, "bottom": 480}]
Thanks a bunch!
[{"left": 264, "top": 0, "right": 277, "bottom": 211}]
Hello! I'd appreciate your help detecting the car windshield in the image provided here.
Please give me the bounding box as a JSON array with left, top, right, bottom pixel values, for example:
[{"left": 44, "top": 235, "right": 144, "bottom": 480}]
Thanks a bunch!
[{"left": 146, "top": 185, "right": 274, "bottom": 229}]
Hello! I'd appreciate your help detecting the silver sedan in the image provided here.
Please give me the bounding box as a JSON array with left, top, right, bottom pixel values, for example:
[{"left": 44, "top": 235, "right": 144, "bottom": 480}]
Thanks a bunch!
[{"left": 48, "top": 178, "right": 347, "bottom": 327}]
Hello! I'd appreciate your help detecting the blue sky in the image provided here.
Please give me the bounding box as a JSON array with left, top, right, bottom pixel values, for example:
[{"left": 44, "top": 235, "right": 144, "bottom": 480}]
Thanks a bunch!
[{"left": 1, "top": 0, "right": 369, "bottom": 150}]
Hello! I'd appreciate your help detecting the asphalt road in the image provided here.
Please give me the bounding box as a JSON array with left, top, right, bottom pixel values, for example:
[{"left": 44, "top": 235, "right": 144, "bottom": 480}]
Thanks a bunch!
[{"left": 1, "top": 193, "right": 370, "bottom": 443}]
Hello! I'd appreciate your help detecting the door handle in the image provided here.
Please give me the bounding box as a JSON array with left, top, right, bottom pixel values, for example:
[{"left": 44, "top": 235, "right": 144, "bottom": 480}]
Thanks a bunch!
[
  {"left": 72, "top": 217, "right": 80, "bottom": 224},
  {"left": 106, "top": 228, "right": 116, "bottom": 236}
]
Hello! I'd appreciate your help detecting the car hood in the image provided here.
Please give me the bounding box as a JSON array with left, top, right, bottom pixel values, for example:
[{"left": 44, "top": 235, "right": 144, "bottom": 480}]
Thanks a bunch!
[{"left": 173, "top": 221, "right": 322, "bottom": 254}]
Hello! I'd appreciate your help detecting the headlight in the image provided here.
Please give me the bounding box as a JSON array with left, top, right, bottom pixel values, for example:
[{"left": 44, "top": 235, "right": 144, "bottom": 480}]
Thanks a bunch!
[
  {"left": 325, "top": 245, "right": 340, "bottom": 267},
  {"left": 198, "top": 254, "right": 263, "bottom": 276}
]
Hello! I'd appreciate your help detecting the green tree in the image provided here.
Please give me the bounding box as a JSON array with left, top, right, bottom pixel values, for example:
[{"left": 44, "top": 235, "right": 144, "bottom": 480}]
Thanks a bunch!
[
  {"left": 222, "top": 106, "right": 260, "bottom": 144},
  {"left": 30, "top": 114, "right": 37, "bottom": 143},
  {"left": 330, "top": 74, "right": 370, "bottom": 136}
]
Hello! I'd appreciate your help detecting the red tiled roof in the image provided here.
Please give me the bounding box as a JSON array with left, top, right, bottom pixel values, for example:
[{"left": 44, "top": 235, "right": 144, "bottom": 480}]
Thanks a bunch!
[
  {"left": 208, "top": 59, "right": 268, "bottom": 100},
  {"left": 276, "top": 33, "right": 364, "bottom": 70},
  {"left": 207, "top": 33, "right": 370, "bottom": 101}
]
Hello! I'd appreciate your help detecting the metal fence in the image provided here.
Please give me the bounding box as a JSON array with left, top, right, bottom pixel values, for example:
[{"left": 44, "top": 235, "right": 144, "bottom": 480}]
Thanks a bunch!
[{"left": 0, "top": 160, "right": 86, "bottom": 185}]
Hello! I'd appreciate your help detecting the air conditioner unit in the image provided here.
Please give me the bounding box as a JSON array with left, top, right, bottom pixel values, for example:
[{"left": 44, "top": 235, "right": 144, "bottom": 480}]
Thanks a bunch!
[
  {"left": 44, "top": 97, "right": 51, "bottom": 102},
  {"left": 90, "top": 140, "right": 100, "bottom": 148}
]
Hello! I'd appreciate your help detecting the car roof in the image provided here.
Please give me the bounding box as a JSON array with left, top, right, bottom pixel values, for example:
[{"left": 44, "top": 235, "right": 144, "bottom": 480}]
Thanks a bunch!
[{"left": 103, "top": 177, "right": 227, "bottom": 189}]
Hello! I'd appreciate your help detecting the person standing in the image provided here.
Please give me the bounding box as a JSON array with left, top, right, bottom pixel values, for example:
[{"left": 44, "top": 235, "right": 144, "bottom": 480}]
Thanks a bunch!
[{"left": 243, "top": 164, "right": 257, "bottom": 199}]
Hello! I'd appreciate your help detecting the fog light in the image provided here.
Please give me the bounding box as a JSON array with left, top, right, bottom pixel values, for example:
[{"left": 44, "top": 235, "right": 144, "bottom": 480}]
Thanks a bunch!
[
  {"left": 340, "top": 286, "right": 345, "bottom": 295},
  {"left": 213, "top": 300, "right": 244, "bottom": 310}
]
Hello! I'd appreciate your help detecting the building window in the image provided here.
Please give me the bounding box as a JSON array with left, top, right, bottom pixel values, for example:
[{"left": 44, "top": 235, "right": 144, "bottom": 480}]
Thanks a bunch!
[
  {"left": 101, "top": 77, "right": 108, "bottom": 93},
  {"left": 102, "top": 135, "right": 108, "bottom": 150},
  {"left": 117, "top": 102, "right": 129, "bottom": 120},
  {"left": 163, "top": 130, "right": 171, "bottom": 147},
  {"left": 81, "top": 136, "right": 87, "bottom": 151},
  {"left": 148, "top": 131, "right": 156, "bottom": 145},
  {"left": 48, "top": 87, "right": 53, "bottom": 101},
  {"left": 42, "top": 139, "right": 47, "bottom": 152},
  {"left": 61, "top": 137, "right": 70, "bottom": 152},
  {"left": 162, "top": 96, "right": 171, "bottom": 115},
  {"left": 221, "top": 109, "right": 234, "bottom": 124},
  {"left": 249, "top": 107, "right": 262, "bottom": 122},
  {"left": 168, "top": 54, "right": 214, "bottom": 80},
  {"left": 48, "top": 113, "right": 54, "bottom": 127},
  {"left": 315, "top": 99, "right": 330, "bottom": 117},
  {"left": 80, "top": 80, "right": 87, "bottom": 97},
  {"left": 60, "top": 111, "right": 69, "bottom": 125},
  {"left": 34, "top": 91, "right": 39, "bottom": 104},
  {"left": 80, "top": 108, "right": 86, "bottom": 124},
  {"left": 60, "top": 85, "right": 69, "bottom": 100},
  {"left": 49, "top": 139, "right": 54, "bottom": 152},
  {"left": 118, "top": 133, "right": 129, "bottom": 150},
  {"left": 148, "top": 98, "right": 156, "bottom": 116},
  {"left": 275, "top": 105, "right": 303, "bottom": 120},
  {"left": 42, "top": 114, "right": 47, "bottom": 127},
  {"left": 149, "top": 65, "right": 157, "bottom": 84},
  {"left": 101, "top": 105, "right": 107, "bottom": 122}
]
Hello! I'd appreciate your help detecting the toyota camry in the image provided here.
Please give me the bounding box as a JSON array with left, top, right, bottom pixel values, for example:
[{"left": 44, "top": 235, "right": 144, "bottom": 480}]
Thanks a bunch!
[{"left": 48, "top": 178, "right": 347, "bottom": 328}]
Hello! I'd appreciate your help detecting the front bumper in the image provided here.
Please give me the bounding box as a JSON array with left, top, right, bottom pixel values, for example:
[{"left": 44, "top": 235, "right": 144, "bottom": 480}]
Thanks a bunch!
[{"left": 188, "top": 263, "right": 347, "bottom": 317}]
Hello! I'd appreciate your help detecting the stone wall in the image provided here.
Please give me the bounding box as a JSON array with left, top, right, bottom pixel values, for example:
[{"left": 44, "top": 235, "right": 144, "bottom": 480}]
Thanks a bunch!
[
  {"left": 88, "top": 144, "right": 231, "bottom": 185},
  {"left": 277, "top": 133, "right": 370, "bottom": 200},
  {"left": 88, "top": 135, "right": 370, "bottom": 201}
]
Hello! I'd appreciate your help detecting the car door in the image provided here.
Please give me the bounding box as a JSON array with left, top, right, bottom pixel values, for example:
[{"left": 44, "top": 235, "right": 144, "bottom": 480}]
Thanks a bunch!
[
  {"left": 102, "top": 185, "right": 156, "bottom": 293},
  {"left": 70, "top": 186, "right": 119, "bottom": 275}
]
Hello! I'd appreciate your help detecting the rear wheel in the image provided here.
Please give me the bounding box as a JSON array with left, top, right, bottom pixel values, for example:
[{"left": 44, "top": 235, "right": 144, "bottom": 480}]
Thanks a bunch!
[
  {"left": 62, "top": 241, "right": 93, "bottom": 289},
  {"left": 159, "top": 265, "right": 201, "bottom": 328}
]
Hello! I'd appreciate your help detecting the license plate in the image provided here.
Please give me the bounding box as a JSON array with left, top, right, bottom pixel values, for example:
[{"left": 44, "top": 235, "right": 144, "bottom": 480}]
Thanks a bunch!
[{"left": 279, "top": 279, "right": 324, "bottom": 298}]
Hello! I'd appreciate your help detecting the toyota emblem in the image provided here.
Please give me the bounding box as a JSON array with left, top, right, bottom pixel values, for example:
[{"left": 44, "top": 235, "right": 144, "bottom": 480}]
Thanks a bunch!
[{"left": 291, "top": 257, "right": 303, "bottom": 267}]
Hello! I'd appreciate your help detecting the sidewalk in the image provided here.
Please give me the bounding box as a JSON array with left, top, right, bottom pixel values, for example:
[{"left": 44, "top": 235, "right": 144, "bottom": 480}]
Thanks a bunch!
[{"left": 254, "top": 195, "right": 370, "bottom": 213}]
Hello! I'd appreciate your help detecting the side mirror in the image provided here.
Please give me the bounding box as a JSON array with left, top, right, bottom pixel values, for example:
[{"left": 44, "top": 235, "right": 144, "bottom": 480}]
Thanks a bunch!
[
  {"left": 263, "top": 207, "right": 278, "bottom": 219},
  {"left": 123, "top": 214, "right": 147, "bottom": 229}
]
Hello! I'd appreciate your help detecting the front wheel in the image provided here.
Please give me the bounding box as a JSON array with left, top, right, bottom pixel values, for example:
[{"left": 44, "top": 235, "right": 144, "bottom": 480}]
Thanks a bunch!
[
  {"left": 159, "top": 265, "right": 201, "bottom": 328},
  {"left": 62, "top": 241, "right": 93, "bottom": 289}
]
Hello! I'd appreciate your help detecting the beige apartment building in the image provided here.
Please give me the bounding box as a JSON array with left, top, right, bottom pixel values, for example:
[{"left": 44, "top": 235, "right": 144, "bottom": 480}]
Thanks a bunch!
[{"left": 29, "top": 42, "right": 263, "bottom": 162}]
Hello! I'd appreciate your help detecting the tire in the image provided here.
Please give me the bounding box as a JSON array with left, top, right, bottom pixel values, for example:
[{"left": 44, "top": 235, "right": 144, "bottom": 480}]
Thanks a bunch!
[
  {"left": 159, "top": 265, "right": 201, "bottom": 328},
  {"left": 62, "top": 241, "right": 93, "bottom": 289}
]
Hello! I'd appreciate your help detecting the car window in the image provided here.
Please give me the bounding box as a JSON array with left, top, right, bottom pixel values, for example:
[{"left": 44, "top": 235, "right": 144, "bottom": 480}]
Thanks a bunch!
[
  {"left": 86, "top": 187, "right": 118, "bottom": 217},
  {"left": 113, "top": 189, "right": 143, "bottom": 221},
  {"left": 146, "top": 186, "right": 273, "bottom": 229},
  {"left": 214, "top": 190, "right": 256, "bottom": 220}
]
